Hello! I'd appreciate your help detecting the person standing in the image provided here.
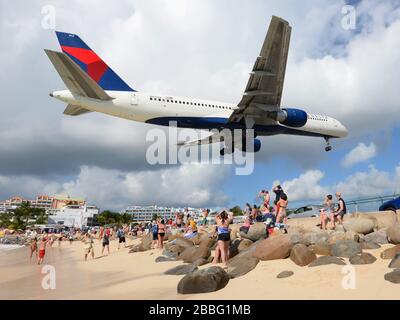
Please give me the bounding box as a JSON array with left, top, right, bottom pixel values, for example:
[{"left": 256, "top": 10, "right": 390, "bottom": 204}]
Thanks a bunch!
[
  {"left": 37, "top": 236, "right": 50, "bottom": 265},
  {"left": 212, "top": 211, "right": 233, "bottom": 269},
  {"left": 29, "top": 238, "right": 38, "bottom": 261},
  {"left": 84, "top": 233, "right": 95, "bottom": 261},
  {"left": 151, "top": 220, "right": 158, "bottom": 249},
  {"left": 157, "top": 219, "right": 166, "bottom": 249},
  {"left": 101, "top": 231, "right": 110, "bottom": 256},
  {"left": 319, "top": 194, "right": 333, "bottom": 230},
  {"left": 276, "top": 193, "right": 289, "bottom": 224},
  {"left": 117, "top": 227, "right": 126, "bottom": 249},
  {"left": 332, "top": 192, "right": 347, "bottom": 228},
  {"left": 273, "top": 185, "right": 283, "bottom": 214}
]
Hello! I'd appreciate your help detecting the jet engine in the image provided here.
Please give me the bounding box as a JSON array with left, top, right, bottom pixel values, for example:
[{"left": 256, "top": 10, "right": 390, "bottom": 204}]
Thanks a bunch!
[{"left": 270, "top": 108, "right": 308, "bottom": 127}]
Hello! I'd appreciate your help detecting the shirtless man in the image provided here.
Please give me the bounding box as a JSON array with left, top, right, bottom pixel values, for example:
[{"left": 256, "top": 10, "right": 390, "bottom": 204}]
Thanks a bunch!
[{"left": 37, "top": 236, "right": 50, "bottom": 265}]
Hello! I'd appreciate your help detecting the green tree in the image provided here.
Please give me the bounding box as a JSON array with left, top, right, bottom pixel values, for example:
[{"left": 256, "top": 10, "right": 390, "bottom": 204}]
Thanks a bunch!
[
  {"left": 230, "top": 205, "right": 243, "bottom": 216},
  {"left": 96, "top": 210, "right": 122, "bottom": 226},
  {"left": 0, "top": 211, "right": 13, "bottom": 228},
  {"left": 120, "top": 213, "right": 132, "bottom": 224}
]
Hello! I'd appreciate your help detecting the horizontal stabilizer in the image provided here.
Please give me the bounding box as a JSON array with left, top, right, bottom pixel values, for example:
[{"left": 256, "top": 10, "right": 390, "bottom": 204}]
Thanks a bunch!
[
  {"left": 63, "top": 104, "right": 93, "bottom": 116},
  {"left": 44, "top": 49, "right": 112, "bottom": 101}
]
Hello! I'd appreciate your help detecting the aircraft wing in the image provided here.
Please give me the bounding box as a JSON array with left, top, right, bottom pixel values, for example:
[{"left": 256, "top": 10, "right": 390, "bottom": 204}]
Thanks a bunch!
[
  {"left": 229, "top": 16, "right": 291, "bottom": 126},
  {"left": 45, "top": 49, "right": 112, "bottom": 101},
  {"left": 177, "top": 131, "right": 224, "bottom": 147}
]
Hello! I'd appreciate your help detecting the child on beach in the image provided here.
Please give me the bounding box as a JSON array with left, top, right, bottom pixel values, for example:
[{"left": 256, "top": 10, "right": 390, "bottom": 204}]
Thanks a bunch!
[
  {"left": 37, "top": 236, "right": 50, "bottom": 265},
  {"left": 29, "top": 238, "right": 38, "bottom": 261},
  {"left": 84, "top": 233, "right": 95, "bottom": 261}
]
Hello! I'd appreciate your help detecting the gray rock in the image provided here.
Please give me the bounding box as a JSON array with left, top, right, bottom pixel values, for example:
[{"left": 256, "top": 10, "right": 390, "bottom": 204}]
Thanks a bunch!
[
  {"left": 240, "top": 222, "right": 267, "bottom": 242},
  {"left": 229, "top": 238, "right": 253, "bottom": 258},
  {"left": 162, "top": 249, "right": 178, "bottom": 259},
  {"left": 330, "top": 240, "right": 362, "bottom": 258},
  {"left": 363, "top": 230, "right": 388, "bottom": 244},
  {"left": 177, "top": 266, "right": 230, "bottom": 294},
  {"left": 277, "top": 271, "right": 294, "bottom": 278},
  {"left": 164, "top": 264, "right": 198, "bottom": 275},
  {"left": 343, "top": 218, "right": 376, "bottom": 235},
  {"left": 388, "top": 253, "right": 400, "bottom": 268},
  {"left": 349, "top": 252, "right": 377, "bottom": 265},
  {"left": 155, "top": 256, "right": 176, "bottom": 263},
  {"left": 361, "top": 241, "right": 381, "bottom": 250},
  {"left": 387, "top": 223, "right": 400, "bottom": 244},
  {"left": 309, "top": 243, "right": 331, "bottom": 256},
  {"left": 384, "top": 269, "right": 400, "bottom": 284},
  {"left": 178, "top": 238, "right": 212, "bottom": 263},
  {"left": 308, "top": 256, "right": 346, "bottom": 267},
  {"left": 302, "top": 232, "right": 329, "bottom": 245},
  {"left": 227, "top": 242, "right": 260, "bottom": 278},
  {"left": 290, "top": 244, "right": 317, "bottom": 266},
  {"left": 253, "top": 234, "right": 293, "bottom": 261}
]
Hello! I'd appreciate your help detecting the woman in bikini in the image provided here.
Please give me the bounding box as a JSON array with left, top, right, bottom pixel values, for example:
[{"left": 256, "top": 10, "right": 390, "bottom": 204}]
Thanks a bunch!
[
  {"left": 29, "top": 237, "right": 38, "bottom": 261},
  {"left": 157, "top": 219, "right": 166, "bottom": 249},
  {"left": 276, "top": 193, "right": 288, "bottom": 224},
  {"left": 212, "top": 211, "right": 233, "bottom": 268}
]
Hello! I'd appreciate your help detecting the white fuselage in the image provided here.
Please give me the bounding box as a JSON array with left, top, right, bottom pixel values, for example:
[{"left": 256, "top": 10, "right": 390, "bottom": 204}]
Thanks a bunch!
[{"left": 51, "top": 90, "right": 348, "bottom": 138}]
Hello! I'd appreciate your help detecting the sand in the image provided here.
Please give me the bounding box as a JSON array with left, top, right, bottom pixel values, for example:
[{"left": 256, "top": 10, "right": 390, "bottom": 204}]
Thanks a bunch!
[{"left": 0, "top": 233, "right": 399, "bottom": 300}]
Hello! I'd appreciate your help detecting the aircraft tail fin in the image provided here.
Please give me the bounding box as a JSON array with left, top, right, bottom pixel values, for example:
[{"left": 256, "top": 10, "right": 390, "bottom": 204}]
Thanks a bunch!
[{"left": 55, "top": 31, "right": 135, "bottom": 92}]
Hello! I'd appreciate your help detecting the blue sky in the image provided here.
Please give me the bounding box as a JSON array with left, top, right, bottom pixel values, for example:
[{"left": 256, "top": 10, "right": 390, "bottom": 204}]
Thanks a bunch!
[{"left": 0, "top": 0, "right": 399, "bottom": 211}]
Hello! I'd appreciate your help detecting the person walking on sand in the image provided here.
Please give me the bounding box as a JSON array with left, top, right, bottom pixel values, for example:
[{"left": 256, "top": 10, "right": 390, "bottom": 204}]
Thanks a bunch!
[
  {"left": 101, "top": 231, "right": 110, "bottom": 256},
  {"left": 117, "top": 227, "right": 126, "bottom": 249},
  {"left": 157, "top": 218, "right": 166, "bottom": 249},
  {"left": 84, "top": 233, "right": 95, "bottom": 261},
  {"left": 29, "top": 237, "right": 38, "bottom": 261},
  {"left": 37, "top": 236, "right": 50, "bottom": 265},
  {"left": 212, "top": 211, "right": 233, "bottom": 269}
]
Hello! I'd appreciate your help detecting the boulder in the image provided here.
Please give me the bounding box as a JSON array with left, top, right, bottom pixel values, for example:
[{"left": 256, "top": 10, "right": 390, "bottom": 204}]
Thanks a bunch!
[
  {"left": 361, "top": 241, "right": 381, "bottom": 250},
  {"left": 178, "top": 238, "right": 212, "bottom": 263},
  {"left": 164, "top": 238, "right": 194, "bottom": 256},
  {"left": 229, "top": 238, "right": 253, "bottom": 258},
  {"left": 349, "top": 252, "right": 377, "bottom": 265},
  {"left": 380, "top": 245, "right": 400, "bottom": 259},
  {"left": 365, "top": 211, "right": 397, "bottom": 229},
  {"left": 229, "top": 224, "right": 242, "bottom": 241},
  {"left": 227, "top": 242, "right": 260, "bottom": 278},
  {"left": 327, "top": 232, "right": 347, "bottom": 245},
  {"left": 388, "top": 253, "right": 400, "bottom": 268},
  {"left": 308, "top": 256, "right": 346, "bottom": 267},
  {"left": 162, "top": 249, "right": 179, "bottom": 259},
  {"left": 302, "top": 231, "right": 329, "bottom": 246},
  {"left": 363, "top": 230, "right": 388, "bottom": 244},
  {"left": 290, "top": 244, "right": 317, "bottom": 266},
  {"left": 343, "top": 217, "right": 376, "bottom": 235},
  {"left": 277, "top": 271, "right": 294, "bottom": 279},
  {"left": 387, "top": 223, "right": 400, "bottom": 244},
  {"left": 140, "top": 232, "right": 153, "bottom": 250},
  {"left": 155, "top": 256, "right": 176, "bottom": 263},
  {"left": 177, "top": 266, "right": 230, "bottom": 294},
  {"left": 164, "top": 264, "right": 198, "bottom": 275},
  {"left": 253, "top": 234, "right": 293, "bottom": 261},
  {"left": 330, "top": 240, "right": 362, "bottom": 258},
  {"left": 384, "top": 269, "right": 400, "bottom": 284},
  {"left": 192, "top": 258, "right": 209, "bottom": 267},
  {"left": 240, "top": 222, "right": 267, "bottom": 242},
  {"left": 309, "top": 243, "right": 331, "bottom": 256}
]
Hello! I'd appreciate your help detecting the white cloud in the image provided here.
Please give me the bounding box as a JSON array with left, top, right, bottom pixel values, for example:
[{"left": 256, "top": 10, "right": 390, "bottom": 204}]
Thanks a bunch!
[{"left": 342, "top": 142, "right": 377, "bottom": 167}]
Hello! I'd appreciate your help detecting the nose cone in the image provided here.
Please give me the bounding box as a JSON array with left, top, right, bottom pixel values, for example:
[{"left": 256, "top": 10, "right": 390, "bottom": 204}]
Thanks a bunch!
[
  {"left": 49, "top": 92, "right": 53, "bottom": 97},
  {"left": 339, "top": 123, "right": 348, "bottom": 138}
]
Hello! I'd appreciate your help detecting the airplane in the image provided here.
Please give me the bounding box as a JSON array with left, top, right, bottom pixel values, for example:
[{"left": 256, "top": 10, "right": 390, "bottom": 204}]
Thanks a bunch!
[{"left": 45, "top": 16, "right": 348, "bottom": 155}]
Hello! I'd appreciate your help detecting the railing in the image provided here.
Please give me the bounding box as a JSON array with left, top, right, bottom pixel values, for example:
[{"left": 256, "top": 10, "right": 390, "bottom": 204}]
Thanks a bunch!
[{"left": 345, "top": 193, "right": 399, "bottom": 212}]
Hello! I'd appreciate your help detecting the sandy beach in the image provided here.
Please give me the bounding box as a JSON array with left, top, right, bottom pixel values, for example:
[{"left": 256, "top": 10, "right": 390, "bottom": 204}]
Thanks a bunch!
[{"left": 1, "top": 229, "right": 399, "bottom": 300}]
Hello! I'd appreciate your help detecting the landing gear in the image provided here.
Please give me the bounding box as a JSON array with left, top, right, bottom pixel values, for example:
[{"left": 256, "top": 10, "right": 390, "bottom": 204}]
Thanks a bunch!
[{"left": 324, "top": 137, "right": 332, "bottom": 152}]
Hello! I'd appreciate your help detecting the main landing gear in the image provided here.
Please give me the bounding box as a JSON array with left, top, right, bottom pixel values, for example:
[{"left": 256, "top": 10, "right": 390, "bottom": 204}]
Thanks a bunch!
[{"left": 324, "top": 137, "right": 332, "bottom": 152}]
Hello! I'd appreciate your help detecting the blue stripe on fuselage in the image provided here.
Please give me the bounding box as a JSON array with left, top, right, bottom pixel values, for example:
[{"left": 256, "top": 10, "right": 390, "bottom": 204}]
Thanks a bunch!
[{"left": 145, "top": 116, "right": 333, "bottom": 138}]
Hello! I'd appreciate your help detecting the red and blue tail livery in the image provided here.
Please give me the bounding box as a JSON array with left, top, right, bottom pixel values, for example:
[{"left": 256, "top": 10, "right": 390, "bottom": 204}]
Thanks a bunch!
[{"left": 55, "top": 31, "right": 134, "bottom": 92}]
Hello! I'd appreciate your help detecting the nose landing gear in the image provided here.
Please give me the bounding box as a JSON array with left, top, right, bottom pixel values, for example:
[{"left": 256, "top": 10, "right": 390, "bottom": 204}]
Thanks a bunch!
[{"left": 324, "top": 137, "right": 332, "bottom": 152}]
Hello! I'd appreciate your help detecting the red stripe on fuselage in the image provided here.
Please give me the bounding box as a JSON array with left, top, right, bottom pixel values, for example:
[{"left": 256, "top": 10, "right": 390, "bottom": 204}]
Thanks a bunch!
[{"left": 61, "top": 46, "right": 108, "bottom": 82}]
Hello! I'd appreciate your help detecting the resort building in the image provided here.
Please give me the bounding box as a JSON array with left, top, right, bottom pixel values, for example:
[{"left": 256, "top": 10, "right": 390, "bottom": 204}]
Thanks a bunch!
[
  {"left": 0, "top": 194, "right": 86, "bottom": 211},
  {"left": 122, "top": 205, "right": 203, "bottom": 223},
  {"left": 47, "top": 204, "right": 100, "bottom": 229}
]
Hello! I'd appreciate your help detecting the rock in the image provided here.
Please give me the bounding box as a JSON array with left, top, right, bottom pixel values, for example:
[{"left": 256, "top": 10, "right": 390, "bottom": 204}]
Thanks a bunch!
[
  {"left": 363, "top": 230, "right": 388, "bottom": 244},
  {"left": 162, "top": 249, "right": 179, "bottom": 259},
  {"left": 387, "top": 223, "right": 400, "bottom": 244},
  {"left": 155, "top": 256, "right": 176, "bottom": 263},
  {"left": 380, "top": 245, "right": 400, "bottom": 259},
  {"left": 327, "top": 232, "right": 346, "bottom": 245},
  {"left": 290, "top": 244, "right": 317, "bottom": 266},
  {"left": 229, "top": 238, "right": 253, "bottom": 258},
  {"left": 164, "top": 238, "right": 194, "bottom": 256},
  {"left": 289, "top": 233, "right": 303, "bottom": 245},
  {"left": 178, "top": 238, "right": 212, "bottom": 263},
  {"left": 384, "top": 269, "right": 400, "bottom": 284},
  {"left": 240, "top": 222, "right": 267, "bottom": 242},
  {"left": 229, "top": 224, "right": 242, "bottom": 241},
  {"left": 308, "top": 256, "right": 346, "bottom": 267},
  {"left": 302, "top": 231, "right": 329, "bottom": 246},
  {"left": 164, "top": 264, "right": 198, "bottom": 275},
  {"left": 343, "top": 216, "right": 376, "bottom": 235},
  {"left": 177, "top": 266, "right": 230, "bottom": 294},
  {"left": 192, "top": 258, "right": 209, "bottom": 267},
  {"left": 361, "top": 241, "right": 381, "bottom": 250},
  {"left": 368, "top": 211, "right": 398, "bottom": 229},
  {"left": 309, "top": 243, "right": 331, "bottom": 256},
  {"left": 388, "top": 253, "right": 400, "bottom": 268},
  {"left": 330, "top": 240, "right": 362, "bottom": 258},
  {"left": 277, "top": 271, "right": 294, "bottom": 278},
  {"left": 140, "top": 232, "right": 153, "bottom": 250},
  {"left": 253, "top": 234, "right": 293, "bottom": 261},
  {"left": 349, "top": 252, "right": 377, "bottom": 265},
  {"left": 227, "top": 242, "right": 260, "bottom": 278}
]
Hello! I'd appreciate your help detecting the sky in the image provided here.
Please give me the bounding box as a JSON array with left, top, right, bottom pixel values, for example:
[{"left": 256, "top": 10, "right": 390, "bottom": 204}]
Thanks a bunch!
[{"left": 0, "top": 0, "right": 399, "bottom": 211}]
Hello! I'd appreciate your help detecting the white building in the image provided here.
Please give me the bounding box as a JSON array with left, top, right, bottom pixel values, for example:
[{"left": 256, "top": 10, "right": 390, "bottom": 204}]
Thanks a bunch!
[
  {"left": 47, "top": 204, "right": 99, "bottom": 229},
  {"left": 122, "top": 205, "right": 203, "bottom": 223}
]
